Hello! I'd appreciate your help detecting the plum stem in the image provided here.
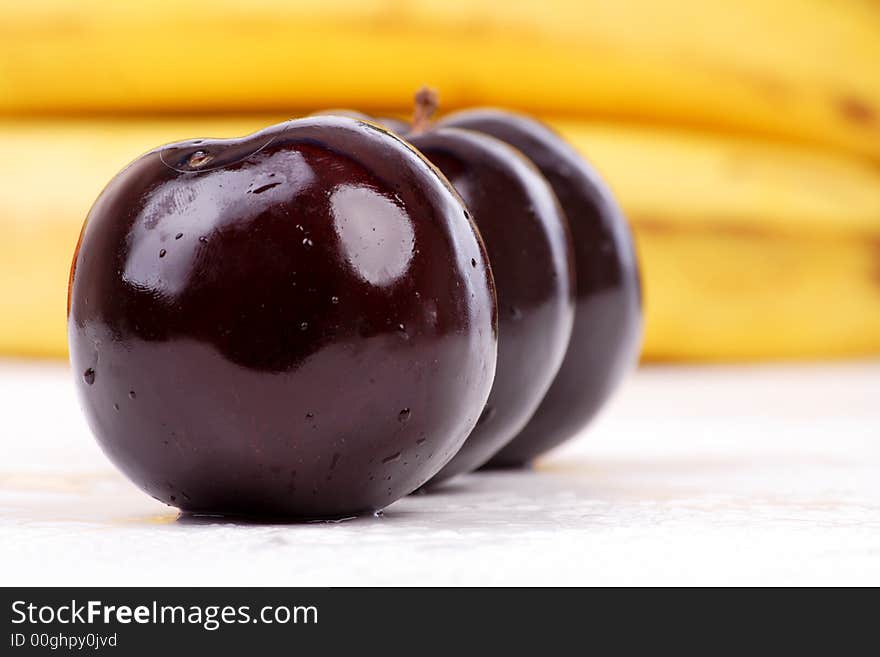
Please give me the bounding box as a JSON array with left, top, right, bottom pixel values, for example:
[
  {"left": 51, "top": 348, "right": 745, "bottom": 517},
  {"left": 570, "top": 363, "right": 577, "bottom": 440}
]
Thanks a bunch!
[{"left": 410, "top": 86, "right": 439, "bottom": 135}]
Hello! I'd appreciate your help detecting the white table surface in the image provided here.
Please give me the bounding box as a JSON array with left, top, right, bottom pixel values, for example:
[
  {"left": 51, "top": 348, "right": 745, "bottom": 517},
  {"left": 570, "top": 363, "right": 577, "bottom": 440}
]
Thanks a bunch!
[{"left": 1, "top": 359, "right": 878, "bottom": 586}]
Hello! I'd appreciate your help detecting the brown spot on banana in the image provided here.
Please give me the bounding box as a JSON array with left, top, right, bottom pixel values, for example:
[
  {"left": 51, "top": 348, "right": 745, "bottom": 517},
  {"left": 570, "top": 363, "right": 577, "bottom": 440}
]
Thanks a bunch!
[
  {"left": 689, "top": 60, "right": 793, "bottom": 101},
  {"left": 837, "top": 96, "right": 877, "bottom": 126},
  {"left": 631, "top": 216, "right": 774, "bottom": 240},
  {"left": 633, "top": 216, "right": 880, "bottom": 246},
  {"left": 872, "top": 238, "right": 880, "bottom": 290},
  {"left": 630, "top": 216, "right": 679, "bottom": 236}
]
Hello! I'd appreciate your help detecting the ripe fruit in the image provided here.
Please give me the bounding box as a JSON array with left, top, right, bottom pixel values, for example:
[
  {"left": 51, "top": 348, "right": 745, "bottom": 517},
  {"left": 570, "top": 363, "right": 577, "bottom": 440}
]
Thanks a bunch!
[
  {"left": 309, "top": 108, "right": 373, "bottom": 120},
  {"left": 68, "top": 116, "right": 497, "bottom": 518},
  {"left": 442, "top": 109, "right": 642, "bottom": 467},
  {"left": 311, "top": 109, "right": 409, "bottom": 135},
  {"left": 407, "top": 93, "right": 574, "bottom": 482},
  {"left": 376, "top": 117, "right": 411, "bottom": 134}
]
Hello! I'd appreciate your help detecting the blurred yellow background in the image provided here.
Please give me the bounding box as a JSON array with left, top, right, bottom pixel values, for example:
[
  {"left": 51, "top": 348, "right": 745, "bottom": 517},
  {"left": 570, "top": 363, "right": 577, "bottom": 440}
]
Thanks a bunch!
[{"left": 1, "top": 0, "right": 879, "bottom": 361}]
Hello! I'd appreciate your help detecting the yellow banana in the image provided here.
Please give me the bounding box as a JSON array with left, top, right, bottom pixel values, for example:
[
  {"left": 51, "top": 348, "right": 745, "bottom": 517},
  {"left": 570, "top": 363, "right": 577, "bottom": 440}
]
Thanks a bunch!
[
  {"left": 1, "top": 116, "right": 879, "bottom": 360},
  {"left": 559, "top": 120, "right": 880, "bottom": 361},
  {"left": 1, "top": 1, "right": 879, "bottom": 160}
]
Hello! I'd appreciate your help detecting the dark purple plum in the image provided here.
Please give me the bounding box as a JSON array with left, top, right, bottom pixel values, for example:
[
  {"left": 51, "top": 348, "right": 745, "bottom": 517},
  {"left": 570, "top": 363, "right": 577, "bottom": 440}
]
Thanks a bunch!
[
  {"left": 310, "top": 109, "right": 409, "bottom": 135},
  {"left": 409, "top": 127, "right": 574, "bottom": 483},
  {"left": 68, "top": 116, "right": 497, "bottom": 518},
  {"left": 309, "top": 109, "right": 373, "bottom": 121},
  {"left": 441, "top": 109, "right": 642, "bottom": 467},
  {"left": 375, "top": 116, "right": 411, "bottom": 134}
]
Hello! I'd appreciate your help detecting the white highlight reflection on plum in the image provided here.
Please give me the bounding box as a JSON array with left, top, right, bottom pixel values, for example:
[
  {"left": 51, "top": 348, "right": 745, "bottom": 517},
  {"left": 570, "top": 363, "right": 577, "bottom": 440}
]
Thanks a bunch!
[{"left": 330, "top": 185, "right": 415, "bottom": 287}]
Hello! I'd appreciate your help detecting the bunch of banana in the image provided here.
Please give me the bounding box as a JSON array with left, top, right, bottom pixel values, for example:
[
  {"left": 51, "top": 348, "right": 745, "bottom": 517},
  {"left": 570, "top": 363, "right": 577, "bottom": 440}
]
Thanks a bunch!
[
  {"left": 1, "top": 0, "right": 879, "bottom": 162},
  {"left": 2, "top": 117, "right": 879, "bottom": 360}
]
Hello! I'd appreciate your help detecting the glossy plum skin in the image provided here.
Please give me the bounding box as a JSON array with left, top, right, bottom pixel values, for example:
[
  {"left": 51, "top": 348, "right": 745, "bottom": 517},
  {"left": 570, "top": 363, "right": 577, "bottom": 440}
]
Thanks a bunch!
[
  {"left": 410, "top": 128, "right": 574, "bottom": 483},
  {"left": 441, "top": 110, "right": 642, "bottom": 467},
  {"left": 309, "top": 109, "right": 373, "bottom": 121},
  {"left": 68, "top": 116, "right": 497, "bottom": 518},
  {"left": 310, "top": 109, "right": 409, "bottom": 135},
  {"left": 376, "top": 117, "right": 411, "bottom": 134}
]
